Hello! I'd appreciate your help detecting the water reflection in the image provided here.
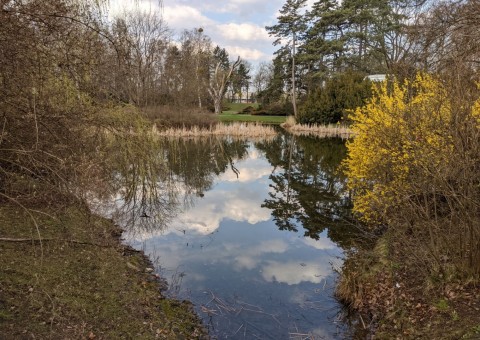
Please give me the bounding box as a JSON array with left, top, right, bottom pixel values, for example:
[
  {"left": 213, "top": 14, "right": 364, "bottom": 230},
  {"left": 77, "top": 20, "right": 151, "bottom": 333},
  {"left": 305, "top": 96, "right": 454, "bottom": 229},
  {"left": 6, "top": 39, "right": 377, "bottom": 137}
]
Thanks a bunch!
[
  {"left": 102, "top": 137, "right": 250, "bottom": 235},
  {"left": 103, "top": 134, "right": 356, "bottom": 339},
  {"left": 257, "top": 135, "right": 358, "bottom": 248}
]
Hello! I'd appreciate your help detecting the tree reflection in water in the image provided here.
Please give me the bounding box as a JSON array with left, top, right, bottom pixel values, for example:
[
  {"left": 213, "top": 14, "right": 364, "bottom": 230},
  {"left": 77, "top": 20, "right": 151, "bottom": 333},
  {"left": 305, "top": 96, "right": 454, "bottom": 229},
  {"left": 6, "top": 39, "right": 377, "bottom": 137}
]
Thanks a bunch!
[
  {"left": 97, "top": 132, "right": 365, "bottom": 338},
  {"left": 257, "top": 133, "right": 358, "bottom": 247},
  {"left": 106, "top": 136, "right": 249, "bottom": 235}
]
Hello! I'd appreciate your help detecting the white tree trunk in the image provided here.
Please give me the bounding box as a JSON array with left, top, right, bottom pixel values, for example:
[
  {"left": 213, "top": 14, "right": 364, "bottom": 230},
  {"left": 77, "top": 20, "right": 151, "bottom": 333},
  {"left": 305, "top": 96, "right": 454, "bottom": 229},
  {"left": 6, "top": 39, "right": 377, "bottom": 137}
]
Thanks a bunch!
[{"left": 208, "top": 56, "right": 241, "bottom": 114}]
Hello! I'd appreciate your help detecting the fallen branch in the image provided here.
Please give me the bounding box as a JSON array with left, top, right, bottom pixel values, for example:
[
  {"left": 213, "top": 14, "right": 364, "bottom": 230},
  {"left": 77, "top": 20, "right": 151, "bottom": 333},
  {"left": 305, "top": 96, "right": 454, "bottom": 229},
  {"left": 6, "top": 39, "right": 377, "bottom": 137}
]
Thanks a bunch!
[{"left": 0, "top": 237, "right": 110, "bottom": 247}]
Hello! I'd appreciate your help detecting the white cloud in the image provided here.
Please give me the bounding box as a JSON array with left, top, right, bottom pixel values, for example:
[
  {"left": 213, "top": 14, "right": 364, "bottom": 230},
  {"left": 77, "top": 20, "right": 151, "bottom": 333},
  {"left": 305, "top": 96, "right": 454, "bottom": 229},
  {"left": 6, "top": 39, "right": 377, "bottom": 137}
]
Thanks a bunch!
[
  {"left": 178, "top": 0, "right": 283, "bottom": 18},
  {"left": 302, "top": 237, "right": 337, "bottom": 250},
  {"left": 112, "top": 0, "right": 279, "bottom": 64},
  {"left": 261, "top": 261, "right": 331, "bottom": 285},
  {"left": 233, "top": 239, "right": 288, "bottom": 270},
  {"left": 163, "top": 3, "right": 275, "bottom": 63},
  {"left": 163, "top": 5, "right": 214, "bottom": 30},
  {"left": 224, "top": 45, "right": 268, "bottom": 61},
  {"left": 219, "top": 23, "right": 270, "bottom": 42},
  {"left": 220, "top": 156, "right": 272, "bottom": 182},
  {"left": 234, "top": 255, "right": 258, "bottom": 270},
  {"left": 168, "top": 185, "right": 271, "bottom": 235},
  {"left": 109, "top": 0, "right": 162, "bottom": 16}
]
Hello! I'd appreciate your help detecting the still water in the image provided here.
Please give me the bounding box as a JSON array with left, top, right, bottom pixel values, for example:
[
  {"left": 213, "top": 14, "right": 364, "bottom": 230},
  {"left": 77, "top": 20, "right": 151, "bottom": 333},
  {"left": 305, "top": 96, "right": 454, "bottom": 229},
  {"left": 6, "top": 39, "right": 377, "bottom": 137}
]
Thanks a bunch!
[{"left": 112, "top": 134, "right": 355, "bottom": 339}]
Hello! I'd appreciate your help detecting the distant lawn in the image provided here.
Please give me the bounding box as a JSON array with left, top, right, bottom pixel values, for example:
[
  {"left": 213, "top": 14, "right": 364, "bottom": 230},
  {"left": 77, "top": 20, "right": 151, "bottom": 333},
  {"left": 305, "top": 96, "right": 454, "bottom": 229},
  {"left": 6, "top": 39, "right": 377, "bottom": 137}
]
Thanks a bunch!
[
  {"left": 219, "top": 113, "right": 286, "bottom": 124},
  {"left": 220, "top": 102, "right": 286, "bottom": 124},
  {"left": 223, "top": 102, "right": 260, "bottom": 114}
]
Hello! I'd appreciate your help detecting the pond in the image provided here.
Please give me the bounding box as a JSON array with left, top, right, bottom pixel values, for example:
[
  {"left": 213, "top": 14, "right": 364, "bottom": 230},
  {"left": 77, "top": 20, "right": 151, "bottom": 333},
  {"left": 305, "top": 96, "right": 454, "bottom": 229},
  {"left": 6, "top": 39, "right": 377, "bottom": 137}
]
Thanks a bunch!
[{"left": 101, "top": 133, "right": 358, "bottom": 339}]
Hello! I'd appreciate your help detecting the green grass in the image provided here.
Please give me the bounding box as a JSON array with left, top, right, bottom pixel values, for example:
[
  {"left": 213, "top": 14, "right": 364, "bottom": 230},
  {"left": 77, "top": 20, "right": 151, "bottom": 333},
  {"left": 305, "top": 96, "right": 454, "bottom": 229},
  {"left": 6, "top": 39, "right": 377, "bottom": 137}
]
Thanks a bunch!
[
  {"left": 222, "top": 102, "right": 259, "bottom": 113},
  {"left": 219, "top": 114, "right": 286, "bottom": 124},
  {"left": 218, "top": 111, "right": 287, "bottom": 124},
  {"left": 219, "top": 102, "right": 286, "bottom": 124},
  {"left": 0, "top": 204, "right": 205, "bottom": 339}
]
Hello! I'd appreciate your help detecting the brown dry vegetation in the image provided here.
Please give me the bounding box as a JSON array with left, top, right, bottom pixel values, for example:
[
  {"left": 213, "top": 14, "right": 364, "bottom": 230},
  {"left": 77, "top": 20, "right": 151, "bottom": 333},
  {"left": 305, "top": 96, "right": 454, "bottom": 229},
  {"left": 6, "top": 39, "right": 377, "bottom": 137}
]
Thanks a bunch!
[
  {"left": 281, "top": 116, "right": 354, "bottom": 139},
  {"left": 152, "top": 122, "right": 277, "bottom": 138}
]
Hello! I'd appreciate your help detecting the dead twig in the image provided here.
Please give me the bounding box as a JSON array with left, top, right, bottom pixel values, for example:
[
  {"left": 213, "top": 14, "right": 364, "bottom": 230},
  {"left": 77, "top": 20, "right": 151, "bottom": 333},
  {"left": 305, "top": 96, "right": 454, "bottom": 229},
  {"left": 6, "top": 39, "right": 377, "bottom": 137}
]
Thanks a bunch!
[{"left": 0, "top": 237, "right": 110, "bottom": 248}]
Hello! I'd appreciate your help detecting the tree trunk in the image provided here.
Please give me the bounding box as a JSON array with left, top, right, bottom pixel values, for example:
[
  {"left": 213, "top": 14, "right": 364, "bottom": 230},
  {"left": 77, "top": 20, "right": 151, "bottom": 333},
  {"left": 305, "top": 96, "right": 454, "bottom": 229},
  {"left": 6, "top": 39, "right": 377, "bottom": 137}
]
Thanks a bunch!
[
  {"left": 292, "top": 31, "right": 298, "bottom": 118},
  {"left": 208, "top": 56, "right": 241, "bottom": 115}
]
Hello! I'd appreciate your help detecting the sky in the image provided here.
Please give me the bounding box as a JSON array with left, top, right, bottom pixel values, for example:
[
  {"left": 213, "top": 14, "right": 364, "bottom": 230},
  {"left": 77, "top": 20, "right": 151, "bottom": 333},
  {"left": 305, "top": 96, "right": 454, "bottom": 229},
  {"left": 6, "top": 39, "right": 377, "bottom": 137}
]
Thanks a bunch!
[{"left": 109, "top": 0, "right": 313, "bottom": 68}]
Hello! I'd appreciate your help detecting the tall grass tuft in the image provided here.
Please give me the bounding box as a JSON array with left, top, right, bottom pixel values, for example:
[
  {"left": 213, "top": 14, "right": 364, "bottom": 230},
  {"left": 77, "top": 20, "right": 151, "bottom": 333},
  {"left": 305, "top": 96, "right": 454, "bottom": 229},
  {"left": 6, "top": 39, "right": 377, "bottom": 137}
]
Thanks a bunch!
[
  {"left": 281, "top": 117, "right": 354, "bottom": 139},
  {"left": 151, "top": 122, "right": 277, "bottom": 138}
]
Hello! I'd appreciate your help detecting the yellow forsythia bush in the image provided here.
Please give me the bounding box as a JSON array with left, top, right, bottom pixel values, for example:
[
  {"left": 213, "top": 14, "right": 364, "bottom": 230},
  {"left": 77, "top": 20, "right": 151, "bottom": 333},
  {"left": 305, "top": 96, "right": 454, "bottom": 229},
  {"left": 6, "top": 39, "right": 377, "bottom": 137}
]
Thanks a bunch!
[{"left": 345, "top": 73, "right": 477, "bottom": 224}]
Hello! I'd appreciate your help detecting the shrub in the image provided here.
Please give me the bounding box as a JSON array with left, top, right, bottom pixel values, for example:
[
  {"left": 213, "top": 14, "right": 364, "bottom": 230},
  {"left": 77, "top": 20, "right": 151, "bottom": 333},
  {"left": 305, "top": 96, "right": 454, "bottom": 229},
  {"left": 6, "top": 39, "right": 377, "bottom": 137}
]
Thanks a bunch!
[
  {"left": 142, "top": 105, "right": 217, "bottom": 129},
  {"left": 345, "top": 73, "right": 480, "bottom": 278},
  {"left": 258, "top": 102, "right": 294, "bottom": 116},
  {"left": 298, "top": 72, "right": 372, "bottom": 125},
  {"left": 240, "top": 106, "right": 255, "bottom": 114}
]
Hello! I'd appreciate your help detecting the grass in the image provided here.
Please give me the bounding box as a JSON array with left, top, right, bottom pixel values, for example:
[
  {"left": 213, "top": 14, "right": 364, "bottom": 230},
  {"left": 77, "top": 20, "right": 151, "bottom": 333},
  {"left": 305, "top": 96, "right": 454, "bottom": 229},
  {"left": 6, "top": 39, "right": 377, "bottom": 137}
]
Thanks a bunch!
[
  {"left": 337, "top": 237, "right": 480, "bottom": 339},
  {"left": 219, "top": 114, "right": 287, "bottom": 124},
  {"left": 222, "top": 102, "right": 259, "bottom": 113},
  {"left": 0, "top": 203, "right": 206, "bottom": 339},
  {"left": 220, "top": 102, "right": 286, "bottom": 125}
]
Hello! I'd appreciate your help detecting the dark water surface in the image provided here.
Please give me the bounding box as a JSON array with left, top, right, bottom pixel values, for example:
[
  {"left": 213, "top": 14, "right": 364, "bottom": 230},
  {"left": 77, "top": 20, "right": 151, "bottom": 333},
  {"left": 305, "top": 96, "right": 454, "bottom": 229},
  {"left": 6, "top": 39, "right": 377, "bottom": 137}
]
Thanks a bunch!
[{"left": 113, "top": 134, "right": 356, "bottom": 339}]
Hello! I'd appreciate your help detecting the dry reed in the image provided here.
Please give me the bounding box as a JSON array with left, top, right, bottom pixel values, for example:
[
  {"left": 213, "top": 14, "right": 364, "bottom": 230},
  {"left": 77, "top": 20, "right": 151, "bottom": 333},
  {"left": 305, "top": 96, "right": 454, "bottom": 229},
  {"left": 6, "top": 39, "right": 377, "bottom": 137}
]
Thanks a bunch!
[
  {"left": 281, "top": 116, "right": 354, "bottom": 139},
  {"left": 151, "top": 122, "right": 277, "bottom": 138}
]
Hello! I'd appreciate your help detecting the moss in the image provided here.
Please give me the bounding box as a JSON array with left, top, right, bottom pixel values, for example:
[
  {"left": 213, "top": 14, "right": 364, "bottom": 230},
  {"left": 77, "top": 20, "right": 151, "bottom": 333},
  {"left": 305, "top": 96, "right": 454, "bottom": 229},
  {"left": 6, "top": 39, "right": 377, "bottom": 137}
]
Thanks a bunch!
[{"left": 0, "top": 204, "right": 207, "bottom": 339}]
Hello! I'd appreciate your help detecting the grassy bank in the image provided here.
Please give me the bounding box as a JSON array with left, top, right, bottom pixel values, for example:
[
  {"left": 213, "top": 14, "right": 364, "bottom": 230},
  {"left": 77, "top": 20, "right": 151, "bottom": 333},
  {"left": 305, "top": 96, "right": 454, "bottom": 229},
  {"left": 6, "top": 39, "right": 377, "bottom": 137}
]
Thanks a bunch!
[
  {"left": 219, "top": 113, "right": 286, "bottom": 124},
  {"left": 221, "top": 102, "right": 259, "bottom": 114},
  {"left": 0, "top": 203, "right": 206, "bottom": 339},
  {"left": 220, "top": 102, "right": 286, "bottom": 124}
]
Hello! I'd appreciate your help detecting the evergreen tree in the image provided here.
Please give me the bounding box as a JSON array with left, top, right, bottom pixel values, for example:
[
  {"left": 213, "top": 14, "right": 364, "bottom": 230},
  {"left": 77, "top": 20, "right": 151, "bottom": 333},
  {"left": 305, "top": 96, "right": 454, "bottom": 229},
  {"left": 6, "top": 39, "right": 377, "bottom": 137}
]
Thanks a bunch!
[
  {"left": 212, "top": 45, "right": 230, "bottom": 69},
  {"left": 299, "top": 0, "right": 346, "bottom": 87},
  {"left": 257, "top": 51, "right": 288, "bottom": 106},
  {"left": 266, "top": 0, "right": 308, "bottom": 118},
  {"left": 298, "top": 72, "right": 372, "bottom": 124}
]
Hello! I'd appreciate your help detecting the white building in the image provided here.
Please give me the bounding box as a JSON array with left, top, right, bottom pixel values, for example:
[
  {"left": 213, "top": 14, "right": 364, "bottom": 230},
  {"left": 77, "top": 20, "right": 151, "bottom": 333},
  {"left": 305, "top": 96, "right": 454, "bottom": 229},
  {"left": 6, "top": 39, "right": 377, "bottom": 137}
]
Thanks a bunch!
[{"left": 365, "top": 74, "right": 387, "bottom": 82}]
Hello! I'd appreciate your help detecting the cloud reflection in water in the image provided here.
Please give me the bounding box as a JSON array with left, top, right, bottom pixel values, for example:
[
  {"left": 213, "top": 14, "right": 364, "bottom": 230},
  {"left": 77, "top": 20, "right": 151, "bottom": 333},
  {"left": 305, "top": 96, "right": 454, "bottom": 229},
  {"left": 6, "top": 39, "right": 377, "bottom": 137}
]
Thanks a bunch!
[{"left": 125, "top": 140, "right": 349, "bottom": 339}]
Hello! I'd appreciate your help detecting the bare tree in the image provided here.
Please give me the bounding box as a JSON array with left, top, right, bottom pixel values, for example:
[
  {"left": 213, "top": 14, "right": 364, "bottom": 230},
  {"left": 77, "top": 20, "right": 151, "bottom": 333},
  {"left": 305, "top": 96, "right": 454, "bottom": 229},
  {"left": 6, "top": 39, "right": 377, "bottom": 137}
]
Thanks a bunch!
[
  {"left": 408, "top": 0, "right": 480, "bottom": 78},
  {"left": 253, "top": 61, "right": 274, "bottom": 97},
  {"left": 112, "top": 6, "right": 169, "bottom": 107},
  {"left": 208, "top": 56, "right": 241, "bottom": 114},
  {"left": 177, "top": 28, "right": 212, "bottom": 108}
]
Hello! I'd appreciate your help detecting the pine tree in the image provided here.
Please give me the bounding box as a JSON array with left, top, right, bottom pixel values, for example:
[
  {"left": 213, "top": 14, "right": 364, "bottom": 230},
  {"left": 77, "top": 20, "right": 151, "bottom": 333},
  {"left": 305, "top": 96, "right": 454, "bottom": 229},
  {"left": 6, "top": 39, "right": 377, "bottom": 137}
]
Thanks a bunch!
[
  {"left": 300, "top": 0, "right": 345, "bottom": 86},
  {"left": 266, "top": 0, "right": 308, "bottom": 118}
]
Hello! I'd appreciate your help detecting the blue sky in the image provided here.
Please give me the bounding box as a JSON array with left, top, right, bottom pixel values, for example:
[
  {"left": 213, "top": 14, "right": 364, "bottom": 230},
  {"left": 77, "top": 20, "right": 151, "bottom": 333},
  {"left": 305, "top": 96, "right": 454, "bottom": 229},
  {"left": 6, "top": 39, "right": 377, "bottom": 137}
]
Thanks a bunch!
[
  {"left": 110, "top": 0, "right": 300, "bottom": 66},
  {"left": 162, "top": 0, "right": 284, "bottom": 63}
]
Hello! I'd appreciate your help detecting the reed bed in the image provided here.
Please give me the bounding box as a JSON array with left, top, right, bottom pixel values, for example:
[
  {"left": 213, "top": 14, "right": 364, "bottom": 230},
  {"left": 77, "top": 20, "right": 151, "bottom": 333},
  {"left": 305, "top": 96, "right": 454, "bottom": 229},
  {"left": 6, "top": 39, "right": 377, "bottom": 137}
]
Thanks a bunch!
[
  {"left": 151, "top": 122, "right": 277, "bottom": 138},
  {"left": 281, "top": 117, "right": 354, "bottom": 139}
]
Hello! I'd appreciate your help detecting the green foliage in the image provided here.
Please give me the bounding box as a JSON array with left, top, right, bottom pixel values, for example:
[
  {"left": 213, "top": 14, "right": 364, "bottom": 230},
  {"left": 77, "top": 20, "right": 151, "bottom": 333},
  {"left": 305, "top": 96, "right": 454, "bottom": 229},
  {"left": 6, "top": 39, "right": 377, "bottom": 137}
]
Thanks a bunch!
[
  {"left": 298, "top": 72, "right": 372, "bottom": 124},
  {"left": 219, "top": 113, "right": 286, "bottom": 124},
  {"left": 261, "top": 102, "right": 295, "bottom": 116},
  {"left": 257, "top": 53, "right": 288, "bottom": 106},
  {"left": 266, "top": 0, "right": 308, "bottom": 47},
  {"left": 435, "top": 299, "right": 450, "bottom": 312}
]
